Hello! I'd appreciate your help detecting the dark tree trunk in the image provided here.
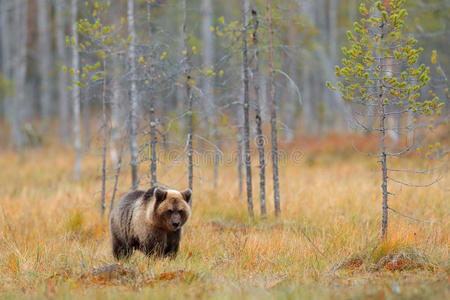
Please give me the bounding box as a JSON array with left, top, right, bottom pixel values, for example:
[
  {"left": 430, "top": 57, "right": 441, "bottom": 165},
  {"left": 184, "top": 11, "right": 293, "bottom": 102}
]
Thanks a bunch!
[
  {"left": 241, "top": 0, "right": 253, "bottom": 217},
  {"left": 251, "top": 7, "right": 266, "bottom": 218},
  {"left": 100, "top": 58, "right": 108, "bottom": 216}
]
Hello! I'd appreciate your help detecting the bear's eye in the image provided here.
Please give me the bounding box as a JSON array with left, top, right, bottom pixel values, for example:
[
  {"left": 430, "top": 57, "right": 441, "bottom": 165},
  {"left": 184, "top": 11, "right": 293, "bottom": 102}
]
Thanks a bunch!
[
  {"left": 167, "top": 209, "right": 173, "bottom": 214},
  {"left": 178, "top": 210, "right": 184, "bottom": 216}
]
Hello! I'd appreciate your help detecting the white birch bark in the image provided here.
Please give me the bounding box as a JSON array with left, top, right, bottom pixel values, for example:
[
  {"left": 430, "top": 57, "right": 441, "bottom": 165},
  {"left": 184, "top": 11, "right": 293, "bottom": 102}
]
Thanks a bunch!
[
  {"left": 71, "top": 0, "right": 81, "bottom": 180},
  {"left": 55, "top": 0, "right": 70, "bottom": 144},
  {"left": 127, "top": 0, "right": 139, "bottom": 189},
  {"left": 37, "top": 0, "right": 52, "bottom": 130},
  {"left": 251, "top": 7, "right": 266, "bottom": 218},
  {"left": 201, "top": 0, "right": 215, "bottom": 117},
  {"left": 328, "top": 0, "right": 338, "bottom": 66},
  {"left": 267, "top": 0, "right": 281, "bottom": 216},
  {"left": 1, "top": 0, "right": 11, "bottom": 119},
  {"left": 241, "top": 0, "right": 254, "bottom": 217},
  {"left": 10, "top": 0, "right": 27, "bottom": 149},
  {"left": 182, "top": 0, "right": 194, "bottom": 195}
]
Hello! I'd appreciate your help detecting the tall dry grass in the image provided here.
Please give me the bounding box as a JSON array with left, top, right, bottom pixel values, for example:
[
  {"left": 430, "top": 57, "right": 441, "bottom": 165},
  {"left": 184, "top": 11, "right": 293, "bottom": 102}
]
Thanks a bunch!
[{"left": 0, "top": 138, "right": 448, "bottom": 299}]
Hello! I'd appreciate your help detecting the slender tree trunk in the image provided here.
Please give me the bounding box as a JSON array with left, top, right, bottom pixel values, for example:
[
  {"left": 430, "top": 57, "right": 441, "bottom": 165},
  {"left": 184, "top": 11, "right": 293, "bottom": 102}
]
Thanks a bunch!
[
  {"left": 300, "top": 0, "right": 317, "bottom": 134},
  {"left": 201, "top": 0, "right": 221, "bottom": 188},
  {"left": 201, "top": 0, "right": 215, "bottom": 118},
  {"left": 147, "top": 0, "right": 157, "bottom": 186},
  {"left": 187, "top": 88, "right": 194, "bottom": 194},
  {"left": 260, "top": 74, "right": 268, "bottom": 120},
  {"left": 110, "top": 132, "right": 126, "bottom": 216},
  {"left": 378, "top": 19, "right": 389, "bottom": 238},
  {"left": 237, "top": 129, "right": 244, "bottom": 197},
  {"left": 182, "top": 0, "right": 194, "bottom": 195},
  {"left": 149, "top": 98, "right": 157, "bottom": 186},
  {"left": 349, "top": 0, "right": 357, "bottom": 22},
  {"left": 380, "top": 101, "right": 389, "bottom": 238},
  {"left": 213, "top": 135, "right": 220, "bottom": 189},
  {"left": 37, "top": 0, "right": 52, "bottom": 132},
  {"left": 55, "top": 0, "right": 70, "bottom": 144},
  {"left": 82, "top": 89, "right": 91, "bottom": 150},
  {"left": 241, "top": 0, "right": 253, "bottom": 217},
  {"left": 100, "top": 57, "right": 108, "bottom": 216},
  {"left": 251, "top": 8, "right": 266, "bottom": 218},
  {"left": 127, "top": 0, "right": 139, "bottom": 189},
  {"left": 266, "top": 0, "right": 281, "bottom": 217},
  {"left": 10, "top": 0, "right": 27, "bottom": 149},
  {"left": 1, "top": 1, "right": 11, "bottom": 122},
  {"left": 71, "top": 0, "right": 81, "bottom": 180},
  {"left": 110, "top": 77, "right": 121, "bottom": 167},
  {"left": 282, "top": 23, "right": 298, "bottom": 142},
  {"left": 328, "top": 0, "right": 338, "bottom": 66}
]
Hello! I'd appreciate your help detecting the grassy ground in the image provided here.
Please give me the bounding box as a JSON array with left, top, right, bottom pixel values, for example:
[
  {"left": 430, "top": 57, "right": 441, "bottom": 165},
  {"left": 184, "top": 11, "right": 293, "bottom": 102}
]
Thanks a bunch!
[{"left": 0, "top": 139, "right": 448, "bottom": 299}]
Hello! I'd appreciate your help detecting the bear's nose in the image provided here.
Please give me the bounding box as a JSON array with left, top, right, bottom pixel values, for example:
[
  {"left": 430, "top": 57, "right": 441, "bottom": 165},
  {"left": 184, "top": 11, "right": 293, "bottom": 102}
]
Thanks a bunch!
[{"left": 172, "top": 221, "right": 180, "bottom": 228}]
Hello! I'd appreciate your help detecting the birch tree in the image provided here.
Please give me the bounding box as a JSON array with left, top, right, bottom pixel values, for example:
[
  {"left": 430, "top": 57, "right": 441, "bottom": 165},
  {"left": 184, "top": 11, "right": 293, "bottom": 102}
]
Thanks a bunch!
[
  {"left": 251, "top": 7, "right": 266, "bottom": 218},
  {"left": 201, "top": 0, "right": 221, "bottom": 188},
  {"left": 127, "top": 0, "right": 139, "bottom": 189},
  {"left": 241, "top": 0, "right": 254, "bottom": 217},
  {"left": 55, "top": 0, "right": 70, "bottom": 144},
  {"left": 10, "top": 0, "right": 28, "bottom": 149},
  {"left": 201, "top": 0, "right": 215, "bottom": 118},
  {"left": 37, "top": 0, "right": 52, "bottom": 131},
  {"left": 266, "top": 0, "right": 281, "bottom": 217},
  {"left": 71, "top": 0, "right": 81, "bottom": 180},
  {"left": 182, "top": 0, "right": 194, "bottom": 195},
  {"left": 0, "top": 1, "right": 11, "bottom": 129},
  {"left": 147, "top": 0, "right": 157, "bottom": 187}
]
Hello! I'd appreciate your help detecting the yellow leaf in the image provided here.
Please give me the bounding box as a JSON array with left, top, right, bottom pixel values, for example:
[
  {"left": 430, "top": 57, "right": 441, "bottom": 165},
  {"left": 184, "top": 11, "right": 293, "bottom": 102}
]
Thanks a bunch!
[{"left": 431, "top": 50, "right": 437, "bottom": 64}]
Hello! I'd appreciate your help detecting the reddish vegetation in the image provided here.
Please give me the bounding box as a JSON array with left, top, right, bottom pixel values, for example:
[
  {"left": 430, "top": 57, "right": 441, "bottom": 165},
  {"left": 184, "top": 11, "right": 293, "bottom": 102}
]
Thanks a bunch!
[
  {"left": 340, "top": 257, "right": 364, "bottom": 270},
  {"left": 285, "top": 133, "right": 380, "bottom": 154},
  {"left": 150, "top": 270, "right": 185, "bottom": 282},
  {"left": 385, "top": 259, "right": 412, "bottom": 271}
]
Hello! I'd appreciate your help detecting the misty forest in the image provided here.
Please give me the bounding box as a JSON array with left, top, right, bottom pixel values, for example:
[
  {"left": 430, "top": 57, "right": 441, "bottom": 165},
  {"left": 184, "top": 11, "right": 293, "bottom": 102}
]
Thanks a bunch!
[{"left": 0, "top": 0, "right": 448, "bottom": 299}]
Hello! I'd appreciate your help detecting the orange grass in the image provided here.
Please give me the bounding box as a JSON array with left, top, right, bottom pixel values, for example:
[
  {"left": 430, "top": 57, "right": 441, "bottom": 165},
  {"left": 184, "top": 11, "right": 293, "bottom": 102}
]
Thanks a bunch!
[{"left": 0, "top": 141, "right": 448, "bottom": 299}]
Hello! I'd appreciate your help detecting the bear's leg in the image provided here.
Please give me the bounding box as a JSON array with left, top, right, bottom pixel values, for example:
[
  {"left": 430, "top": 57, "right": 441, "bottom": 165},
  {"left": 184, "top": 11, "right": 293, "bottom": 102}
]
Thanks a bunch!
[
  {"left": 141, "top": 235, "right": 167, "bottom": 257},
  {"left": 112, "top": 236, "right": 131, "bottom": 260},
  {"left": 165, "top": 230, "right": 181, "bottom": 257}
]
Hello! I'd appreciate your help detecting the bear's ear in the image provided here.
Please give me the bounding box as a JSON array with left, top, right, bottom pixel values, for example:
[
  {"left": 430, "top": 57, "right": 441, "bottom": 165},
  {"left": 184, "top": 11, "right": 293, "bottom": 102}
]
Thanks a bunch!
[
  {"left": 154, "top": 188, "right": 167, "bottom": 204},
  {"left": 180, "top": 189, "right": 192, "bottom": 204},
  {"left": 143, "top": 186, "right": 157, "bottom": 202}
]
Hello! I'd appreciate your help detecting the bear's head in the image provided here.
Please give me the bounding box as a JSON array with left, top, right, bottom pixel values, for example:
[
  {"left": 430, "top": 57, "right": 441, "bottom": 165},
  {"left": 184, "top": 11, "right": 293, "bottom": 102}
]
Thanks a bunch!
[{"left": 148, "top": 187, "right": 191, "bottom": 231}]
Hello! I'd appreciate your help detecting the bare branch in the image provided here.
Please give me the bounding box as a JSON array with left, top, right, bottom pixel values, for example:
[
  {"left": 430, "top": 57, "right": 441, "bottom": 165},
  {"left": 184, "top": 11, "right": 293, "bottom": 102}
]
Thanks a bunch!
[
  {"left": 351, "top": 141, "right": 380, "bottom": 157},
  {"left": 352, "top": 114, "right": 381, "bottom": 131},
  {"left": 386, "top": 145, "right": 413, "bottom": 157},
  {"left": 388, "top": 207, "right": 441, "bottom": 224},
  {"left": 274, "top": 69, "right": 303, "bottom": 105},
  {"left": 387, "top": 166, "right": 443, "bottom": 174},
  {"left": 388, "top": 174, "right": 443, "bottom": 187}
]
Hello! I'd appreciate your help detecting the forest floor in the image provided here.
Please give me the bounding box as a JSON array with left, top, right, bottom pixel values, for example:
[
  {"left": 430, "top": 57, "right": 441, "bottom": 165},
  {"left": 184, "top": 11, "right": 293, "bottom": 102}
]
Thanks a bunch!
[{"left": 0, "top": 136, "right": 448, "bottom": 299}]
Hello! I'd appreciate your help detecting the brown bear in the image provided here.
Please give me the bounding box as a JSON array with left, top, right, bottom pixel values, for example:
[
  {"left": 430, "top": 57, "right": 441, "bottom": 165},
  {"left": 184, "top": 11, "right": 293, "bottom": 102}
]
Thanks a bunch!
[{"left": 109, "top": 186, "right": 191, "bottom": 259}]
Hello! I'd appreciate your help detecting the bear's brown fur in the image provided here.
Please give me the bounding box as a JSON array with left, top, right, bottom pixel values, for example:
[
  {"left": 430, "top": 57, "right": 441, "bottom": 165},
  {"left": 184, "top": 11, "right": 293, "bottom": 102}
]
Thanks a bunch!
[{"left": 109, "top": 186, "right": 191, "bottom": 259}]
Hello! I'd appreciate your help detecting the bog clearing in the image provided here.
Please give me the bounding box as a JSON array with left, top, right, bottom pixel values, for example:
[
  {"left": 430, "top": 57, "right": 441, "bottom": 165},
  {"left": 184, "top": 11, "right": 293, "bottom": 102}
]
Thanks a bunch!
[{"left": 0, "top": 136, "right": 448, "bottom": 300}]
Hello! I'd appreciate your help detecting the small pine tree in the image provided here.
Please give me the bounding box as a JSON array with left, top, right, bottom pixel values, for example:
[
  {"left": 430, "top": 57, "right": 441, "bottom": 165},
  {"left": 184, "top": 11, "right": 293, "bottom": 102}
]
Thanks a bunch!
[{"left": 328, "top": 0, "right": 445, "bottom": 238}]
